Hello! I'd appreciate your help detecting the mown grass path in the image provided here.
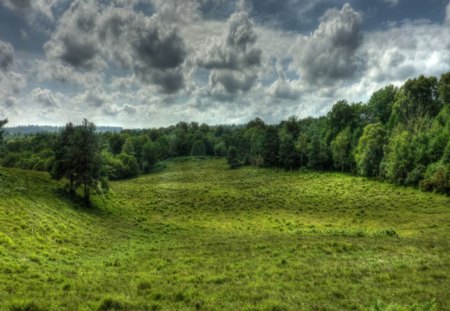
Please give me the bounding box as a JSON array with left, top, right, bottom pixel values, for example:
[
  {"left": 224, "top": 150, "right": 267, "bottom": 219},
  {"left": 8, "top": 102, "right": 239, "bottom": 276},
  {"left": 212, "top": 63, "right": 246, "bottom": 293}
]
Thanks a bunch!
[{"left": 1, "top": 158, "right": 449, "bottom": 310}]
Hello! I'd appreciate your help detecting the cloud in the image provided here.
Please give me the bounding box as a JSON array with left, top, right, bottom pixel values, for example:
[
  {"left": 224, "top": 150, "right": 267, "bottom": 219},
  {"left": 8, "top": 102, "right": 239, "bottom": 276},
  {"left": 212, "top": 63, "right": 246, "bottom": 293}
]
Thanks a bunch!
[
  {"left": 31, "top": 87, "right": 59, "bottom": 108},
  {"left": 198, "top": 11, "right": 262, "bottom": 95},
  {"left": 268, "top": 77, "right": 301, "bottom": 100},
  {"left": 130, "top": 17, "right": 187, "bottom": 93},
  {"left": 361, "top": 21, "right": 450, "bottom": 86},
  {"left": 291, "top": 3, "right": 363, "bottom": 87},
  {"left": 0, "top": 72, "right": 26, "bottom": 97},
  {"left": 0, "top": 40, "right": 14, "bottom": 71},
  {"left": 0, "top": 0, "right": 32, "bottom": 11},
  {"left": 44, "top": 1, "right": 103, "bottom": 70},
  {"left": 43, "top": 1, "right": 188, "bottom": 93},
  {"left": 0, "top": 0, "right": 56, "bottom": 24},
  {"left": 446, "top": 1, "right": 450, "bottom": 23},
  {"left": 4, "top": 96, "right": 18, "bottom": 108},
  {"left": 35, "top": 60, "right": 103, "bottom": 87},
  {"left": 383, "top": 0, "right": 400, "bottom": 6},
  {"left": 209, "top": 70, "right": 257, "bottom": 93},
  {"left": 122, "top": 104, "right": 137, "bottom": 114},
  {"left": 150, "top": 0, "right": 201, "bottom": 24},
  {"left": 84, "top": 89, "right": 108, "bottom": 107}
]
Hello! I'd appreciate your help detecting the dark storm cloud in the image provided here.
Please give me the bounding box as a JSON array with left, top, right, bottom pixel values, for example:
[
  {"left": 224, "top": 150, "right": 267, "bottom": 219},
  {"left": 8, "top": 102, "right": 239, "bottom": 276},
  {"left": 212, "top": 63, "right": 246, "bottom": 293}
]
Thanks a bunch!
[
  {"left": 43, "top": 1, "right": 187, "bottom": 93},
  {"left": 292, "top": 3, "right": 363, "bottom": 86},
  {"left": 134, "top": 28, "right": 186, "bottom": 70},
  {"left": 130, "top": 17, "right": 187, "bottom": 92},
  {"left": 0, "top": 39, "right": 14, "bottom": 71},
  {"left": 44, "top": 1, "right": 101, "bottom": 70}
]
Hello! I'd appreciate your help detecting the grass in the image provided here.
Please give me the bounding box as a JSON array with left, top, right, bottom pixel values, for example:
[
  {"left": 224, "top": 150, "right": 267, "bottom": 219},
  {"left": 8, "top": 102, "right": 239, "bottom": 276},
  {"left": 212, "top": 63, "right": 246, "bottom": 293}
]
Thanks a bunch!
[{"left": 0, "top": 158, "right": 449, "bottom": 310}]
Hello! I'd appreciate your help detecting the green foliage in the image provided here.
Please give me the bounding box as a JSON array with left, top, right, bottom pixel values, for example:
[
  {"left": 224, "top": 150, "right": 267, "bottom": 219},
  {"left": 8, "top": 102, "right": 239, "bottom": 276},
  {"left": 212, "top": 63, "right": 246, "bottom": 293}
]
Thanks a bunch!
[
  {"left": 0, "top": 118, "right": 8, "bottom": 144},
  {"left": 141, "top": 141, "right": 160, "bottom": 172},
  {"left": 355, "top": 123, "right": 386, "bottom": 177},
  {"left": 383, "top": 128, "right": 413, "bottom": 184},
  {"left": 331, "top": 127, "right": 353, "bottom": 172},
  {"left": 117, "top": 153, "right": 140, "bottom": 178},
  {"left": 438, "top": 72, "right": 450, "bottom": 104},
  {"left": 261, "top": 126, "right": 279, "bottom": 167},
  {"left": 421, "top": 161, "right": 450, "bottom": 194},
  {"left": 226, "top": 146, "right": 240, "bottom": 169},
  {"left": 278, "top": 130, "right": 299, "bottom": 170},
  {"left": 295, "top": 132, "right": 308, "bottom": 167},
  {"left": 190, "top": 139, "right": 206, "bottom": 157},
  {"left": 367, "top": 85, "right": 398, "bottom": 124},
  {"left": 213, "top": 141, "right": 227, "bottom": 157},
  {"left": 121, "top": 138, "right": 136, "bottom": 156},
  {"left": 51, "top": 120, "right": 102, "bottom": 204},
  {"left": 390, "top": 75, "right": 441, "bottom": 128}
]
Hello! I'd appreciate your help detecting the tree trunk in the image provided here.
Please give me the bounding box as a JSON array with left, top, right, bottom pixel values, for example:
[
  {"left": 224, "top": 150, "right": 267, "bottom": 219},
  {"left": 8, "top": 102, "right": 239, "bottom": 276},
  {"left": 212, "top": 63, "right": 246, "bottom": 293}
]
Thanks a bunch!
[
  {"left": 84, "top": 182, "right": 88, "bottom": 205},
  {"left": 70, "top": 174, "right": 74, "bottom": 196}
]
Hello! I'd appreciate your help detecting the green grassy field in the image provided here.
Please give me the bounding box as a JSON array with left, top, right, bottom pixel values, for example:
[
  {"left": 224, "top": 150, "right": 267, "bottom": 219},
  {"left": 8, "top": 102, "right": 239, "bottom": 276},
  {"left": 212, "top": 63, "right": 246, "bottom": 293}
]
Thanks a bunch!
[{"left": 0, "top": 158, "right": 449, "bottom": 310}]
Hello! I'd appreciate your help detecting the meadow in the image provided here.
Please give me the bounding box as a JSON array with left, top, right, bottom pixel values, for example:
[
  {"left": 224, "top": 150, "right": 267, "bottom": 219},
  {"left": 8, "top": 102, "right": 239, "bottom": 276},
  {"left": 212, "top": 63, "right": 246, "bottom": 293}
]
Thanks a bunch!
[{"left": 0, "top": 158, "right": 449, "bottom": 310}]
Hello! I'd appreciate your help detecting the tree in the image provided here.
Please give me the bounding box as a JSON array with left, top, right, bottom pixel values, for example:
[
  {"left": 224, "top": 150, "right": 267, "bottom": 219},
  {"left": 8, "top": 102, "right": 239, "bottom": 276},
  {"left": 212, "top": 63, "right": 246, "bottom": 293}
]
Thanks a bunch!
[
  {"left": 71, "top": 119, "right": 102, "bottom": 204},
  {"left": 191, "top": 140, "right": 206, "bottom": 156},
  {"left": 383, "top": 128, "right": 413, "bottom": 184},
  {"left": 261, "top": 126, "right": 279, "bottom": 167},
  {"left": 367, "top": 85, "right": 397, "bottom": 124},
  {"left": 0, "top": 118, "right": 8, "bottom": 158},
  {"left": 331, "top": 127, "right": 352, "bottom": 172},
  {"left": 296, "top": 132, "right": 308, "bottom": 167},
  {"left": 354, "top": 123, "right": 386, "bottom": 177},
  {"left": 278, "top": 130, "right": 299, "bottom": 170},
  {"left": 390, "top": 75, "right": 441, "bottom": 128},
  {"left": 141, "top": 141, "right": 160, "bottom": 172},
  {"left": 122, "top": 138, "right": 135, "bottom": 156},
  {"left": 52, "top": 122, "right": 76, "bottom": 192},
  {"left": 227, "top": 146, "right": 240, "bottom": 169},
  {"left": 327, "top": 100, "right": 359, "bottom": 140},
  {"left": 108, "top": 133, "right": 126, "bottom": 155},
  {"left": 52, "top": 119, "right": 102, "bottom": 205},
  {"left": 117, "top": 153, "right": 140, "bottom": 178},
  {"left": 438, "top": 72, "right": 450, "bottom": 105},
  {"left": 0, "top": 118, "right": 7, "bottom": 143},
  {"left": 213, "top": 141, "right": 227, "bottom": 157}
]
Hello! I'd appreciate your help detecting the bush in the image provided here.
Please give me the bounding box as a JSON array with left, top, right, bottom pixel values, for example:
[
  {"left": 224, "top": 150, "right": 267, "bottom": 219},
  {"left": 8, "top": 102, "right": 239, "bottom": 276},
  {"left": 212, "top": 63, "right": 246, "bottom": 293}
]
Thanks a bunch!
[{"left": 420, "top": 162, "right": 450, "bottom": 194}]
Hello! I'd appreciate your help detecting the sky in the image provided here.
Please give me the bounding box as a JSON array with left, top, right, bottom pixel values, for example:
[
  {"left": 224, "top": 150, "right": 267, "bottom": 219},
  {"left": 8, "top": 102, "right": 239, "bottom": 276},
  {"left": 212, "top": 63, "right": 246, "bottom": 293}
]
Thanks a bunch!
[{"left": 0, "top": 0, "right": 450, "bottom": 128}]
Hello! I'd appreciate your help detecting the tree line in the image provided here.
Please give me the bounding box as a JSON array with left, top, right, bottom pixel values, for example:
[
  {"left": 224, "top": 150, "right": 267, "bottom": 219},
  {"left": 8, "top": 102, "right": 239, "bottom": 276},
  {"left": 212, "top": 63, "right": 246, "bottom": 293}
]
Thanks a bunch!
[{"left": 0, "top": 72, "right": 449, "bottom": 201}]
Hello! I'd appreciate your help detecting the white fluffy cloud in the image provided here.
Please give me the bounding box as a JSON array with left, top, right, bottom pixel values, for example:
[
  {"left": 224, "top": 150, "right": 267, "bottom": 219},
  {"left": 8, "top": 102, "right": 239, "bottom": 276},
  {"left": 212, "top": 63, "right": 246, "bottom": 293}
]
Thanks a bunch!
[
  {"left": 291, "top": 3, "right": 363, "bottom": 87},
  {"left": 197, "top": 11, "right": 262, "bottom": 96}
]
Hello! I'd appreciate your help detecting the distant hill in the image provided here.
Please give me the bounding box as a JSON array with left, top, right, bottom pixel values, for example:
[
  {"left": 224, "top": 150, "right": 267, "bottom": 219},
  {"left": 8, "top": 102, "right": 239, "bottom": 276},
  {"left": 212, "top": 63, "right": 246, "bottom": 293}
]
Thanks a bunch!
[{"left": 4, "top": 125, "right": 123, "bottom": 136}]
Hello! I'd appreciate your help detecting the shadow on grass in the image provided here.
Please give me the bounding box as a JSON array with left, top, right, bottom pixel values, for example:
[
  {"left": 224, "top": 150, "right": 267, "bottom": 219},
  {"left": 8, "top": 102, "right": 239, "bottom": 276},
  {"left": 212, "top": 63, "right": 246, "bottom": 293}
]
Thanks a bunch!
[{"left": 53, "top": 187, "right": 110, "bottom": 216}]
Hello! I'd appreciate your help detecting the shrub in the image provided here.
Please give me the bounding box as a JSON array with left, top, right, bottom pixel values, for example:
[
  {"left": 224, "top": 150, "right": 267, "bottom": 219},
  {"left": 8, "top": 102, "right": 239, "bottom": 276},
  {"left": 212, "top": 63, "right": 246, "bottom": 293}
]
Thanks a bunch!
[{"left": 421, "top": 162, "right": 450, "bottom": 194}]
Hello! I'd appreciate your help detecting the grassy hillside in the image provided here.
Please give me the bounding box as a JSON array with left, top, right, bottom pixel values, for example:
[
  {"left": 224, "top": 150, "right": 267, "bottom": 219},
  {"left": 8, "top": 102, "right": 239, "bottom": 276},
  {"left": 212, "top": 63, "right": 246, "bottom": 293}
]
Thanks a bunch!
[{"left": 1, "top": 158, "right": 449, "bottom": 310}]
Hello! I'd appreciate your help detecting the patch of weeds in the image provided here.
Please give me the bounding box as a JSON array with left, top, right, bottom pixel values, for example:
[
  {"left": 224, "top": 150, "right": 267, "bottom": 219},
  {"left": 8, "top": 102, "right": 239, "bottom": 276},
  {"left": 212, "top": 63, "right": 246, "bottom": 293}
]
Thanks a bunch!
[
  {"left": 369, "top": 299, "right": 437, "bottom": 311},
  {"left": 0, "top": 232, "right": 14, "bottom": 247},
  {"left": 9, "top": 301, "right": 46, "bottom": 311}
]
